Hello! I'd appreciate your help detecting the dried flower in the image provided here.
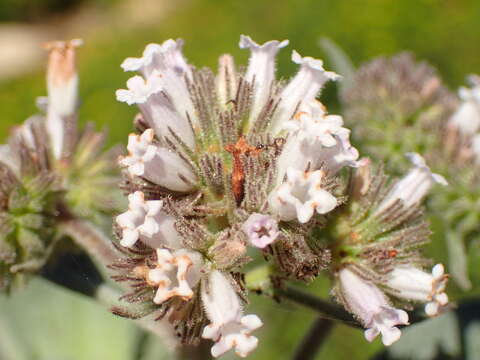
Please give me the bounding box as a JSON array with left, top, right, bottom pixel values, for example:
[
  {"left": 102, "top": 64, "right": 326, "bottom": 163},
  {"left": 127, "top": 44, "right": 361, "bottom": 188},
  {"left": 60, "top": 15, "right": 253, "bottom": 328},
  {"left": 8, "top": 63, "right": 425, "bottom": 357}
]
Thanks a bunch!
[{"left": 146, "top": 248, "right": 203, "bottom": 304}]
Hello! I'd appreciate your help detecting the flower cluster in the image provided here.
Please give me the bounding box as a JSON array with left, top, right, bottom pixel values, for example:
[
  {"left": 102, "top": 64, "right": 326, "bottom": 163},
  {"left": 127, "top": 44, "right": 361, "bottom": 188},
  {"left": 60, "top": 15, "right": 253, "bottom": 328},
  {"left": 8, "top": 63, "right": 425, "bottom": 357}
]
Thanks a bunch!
[
  {"left": 329, "top": 156, "right": 448, "bottom": 345},
  {"left": 341, "top": 52, "right": 456, "bottom": 174},
  {"left": 0, "top": 40, "right": 121, "bottom": 291},
  {"left": 112, "top": 36, "right": 449, "bottom": 357}
]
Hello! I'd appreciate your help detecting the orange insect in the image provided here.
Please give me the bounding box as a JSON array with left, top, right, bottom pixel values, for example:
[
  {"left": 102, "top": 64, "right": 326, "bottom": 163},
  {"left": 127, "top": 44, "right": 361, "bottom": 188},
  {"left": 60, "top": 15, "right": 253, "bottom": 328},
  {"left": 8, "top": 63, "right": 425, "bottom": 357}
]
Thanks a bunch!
[{"left": 225, "top": 136, "right": 262, "bottom": 204}]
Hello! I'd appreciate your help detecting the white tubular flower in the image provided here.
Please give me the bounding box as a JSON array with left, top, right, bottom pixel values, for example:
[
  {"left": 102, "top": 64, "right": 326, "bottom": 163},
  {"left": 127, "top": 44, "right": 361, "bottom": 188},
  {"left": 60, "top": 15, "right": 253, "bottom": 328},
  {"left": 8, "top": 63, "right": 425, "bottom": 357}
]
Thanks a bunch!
[
  {"left": 201, "top": 271, "right": 263, "bottom": 358},
  {"left": 120, "top": 39, "right": 195, "bottom": 128},
  {"left": 239, "top": 35, "right": 289, "bottom": 124},
  {"left": 270, "top": 51, "right": 340, "bottom": 134},
  {"left": 115, "top": 191, "right": 182, "bottom": 249},
  {"left": 448, "top": 85, "right": 480, "bottom": 136},
  {"left": 119, "top": 129, "right": 197, "bottom": 192},
  {"left": 44, "top": 39, "right": 83, "bottom": 159},
  {"left": 121, "top": 39, "right": 190, "bottom": 79},
  {"left": 116, "top": 76, "right": 195, "bottom": 149},
  {"left": 268, "top": 168, "right": 337, "bottom": 223},
  {"left": 241, "top": 213, "right": 280, "bottom": 248},
  {"left": 386, "top": 264, "right": 449, "bottom": 317},
  {"left": 376, "top": 153, "right": 447, "bottom": 214},
  {"left": 147, "top": 248, "right": 203, "bottom": 304},
  {"left": 276, "top": 101, "right": 358, "bottom": 183},
  {"left": 338, "top": 267, "right": 409, "bottom": 346}
]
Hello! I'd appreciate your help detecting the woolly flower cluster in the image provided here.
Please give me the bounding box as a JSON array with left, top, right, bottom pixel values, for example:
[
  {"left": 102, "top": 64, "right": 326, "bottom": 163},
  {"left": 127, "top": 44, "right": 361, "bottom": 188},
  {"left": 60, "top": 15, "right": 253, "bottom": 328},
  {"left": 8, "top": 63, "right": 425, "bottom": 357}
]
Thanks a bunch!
[
  {"left": 0, "top": 40, "right": 120, "bottom": 291},
  {"left": 112, "top": 36, "right": 449, "bottom": 356}
]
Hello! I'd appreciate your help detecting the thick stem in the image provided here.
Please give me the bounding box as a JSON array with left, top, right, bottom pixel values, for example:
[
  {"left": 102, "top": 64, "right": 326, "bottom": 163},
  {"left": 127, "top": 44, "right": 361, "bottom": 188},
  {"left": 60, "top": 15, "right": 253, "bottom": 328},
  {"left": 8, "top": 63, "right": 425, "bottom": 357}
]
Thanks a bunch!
[
  {"left": 59, "top": 218, "right": 120, "bottom": 265},
  {"left": 278, "top": 286, "right": 427, "bottom": 330},
  {"left": 278, "top": 286, "right": 361, "bottom": 328},
  {"left": 292, "top": 317, "right": 335, "bottom": 360}
]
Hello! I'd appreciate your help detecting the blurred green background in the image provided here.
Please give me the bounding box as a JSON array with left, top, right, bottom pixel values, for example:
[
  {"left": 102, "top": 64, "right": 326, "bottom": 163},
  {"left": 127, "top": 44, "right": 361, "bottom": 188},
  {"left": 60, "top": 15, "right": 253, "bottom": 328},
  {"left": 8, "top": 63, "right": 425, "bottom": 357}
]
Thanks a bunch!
[{"left": 1, "top": 0, "right": 480, "bottom": 359}]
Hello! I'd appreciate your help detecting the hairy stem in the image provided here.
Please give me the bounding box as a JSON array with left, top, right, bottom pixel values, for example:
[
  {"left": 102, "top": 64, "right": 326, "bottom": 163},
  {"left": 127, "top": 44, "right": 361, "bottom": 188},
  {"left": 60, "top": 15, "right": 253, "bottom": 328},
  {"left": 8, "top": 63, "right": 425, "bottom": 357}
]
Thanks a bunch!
[
  {"left": 292, "top": 317, "right": 335, "bottom": 360},
  {"left": 278, "top": 286, "right": 361, "bottom": 328},
  {"left": 278, "top": 286, "right": 427, "bottom": 330},
  {"left": 59, "top": 218, "right": 119, "bottom": 265}
]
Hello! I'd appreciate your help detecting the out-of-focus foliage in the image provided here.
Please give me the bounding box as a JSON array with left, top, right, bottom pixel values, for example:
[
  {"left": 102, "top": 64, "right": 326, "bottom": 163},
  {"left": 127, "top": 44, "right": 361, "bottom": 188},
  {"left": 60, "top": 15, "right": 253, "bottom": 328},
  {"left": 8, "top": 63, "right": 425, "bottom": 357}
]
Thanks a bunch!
[
  {"left": 1, "top": 0, "right": 480, "bottom": 359},
  {"left": 0, "top": 278, "right": 138, "bottom": 360},
  {"left": 0, "top": 0, "right": 119, "bottom": 22}
]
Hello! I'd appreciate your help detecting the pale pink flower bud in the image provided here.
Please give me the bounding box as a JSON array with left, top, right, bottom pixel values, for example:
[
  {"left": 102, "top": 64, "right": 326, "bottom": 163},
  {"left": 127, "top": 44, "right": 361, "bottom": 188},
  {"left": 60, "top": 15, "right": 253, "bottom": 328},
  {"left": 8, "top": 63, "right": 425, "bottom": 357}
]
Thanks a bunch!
[
  {"left": 201, "top": 270, "right": 263, "bottom": 358},
  {"left": 338, "top": 267, "right": 409, "bottom": 346},
  {"left": 386, "top": 264, "right": 449, "bottom": 317},
  {"left": 43, "top": 39, "right": 82, "bottom": 159}
]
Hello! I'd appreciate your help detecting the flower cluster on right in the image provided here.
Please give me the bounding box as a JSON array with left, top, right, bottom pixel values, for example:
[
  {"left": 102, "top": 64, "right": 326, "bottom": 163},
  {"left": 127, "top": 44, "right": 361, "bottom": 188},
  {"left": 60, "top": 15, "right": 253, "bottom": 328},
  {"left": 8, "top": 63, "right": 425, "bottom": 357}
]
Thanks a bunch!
[{"left": 109, "top": 35, "right": 452, "bottom": 357}]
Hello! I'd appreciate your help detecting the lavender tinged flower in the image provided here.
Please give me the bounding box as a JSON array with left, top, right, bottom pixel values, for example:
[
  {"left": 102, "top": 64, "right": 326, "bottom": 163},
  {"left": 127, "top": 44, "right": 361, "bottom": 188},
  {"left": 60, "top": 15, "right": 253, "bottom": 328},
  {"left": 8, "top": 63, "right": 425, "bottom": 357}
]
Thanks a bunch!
[
  {"left": 242, "top": 213, "right": 280, "bottom": 248},
  {"left": 338, "top": 267, "right": 409, "bottom": 346},
  {"left": 119, "top": 129, "right": 197, "bottom": 192},
  {"left": 268, "top": 168, "right": 337, "bottom": 223},
  {"left": 376, "top": 153, "right": 447, "bottom": 214},
  {"left": 43, "top": 39, "right": 82, "bottom": 159},
  {"left": 115, "top": 191, "right": 181, "bottom": 249},
  {"left": 202, "top": 271, "right": 263, "bottom": 358},
  {"left": 386, "top": 264, "right": 449, "bottom": 317}
]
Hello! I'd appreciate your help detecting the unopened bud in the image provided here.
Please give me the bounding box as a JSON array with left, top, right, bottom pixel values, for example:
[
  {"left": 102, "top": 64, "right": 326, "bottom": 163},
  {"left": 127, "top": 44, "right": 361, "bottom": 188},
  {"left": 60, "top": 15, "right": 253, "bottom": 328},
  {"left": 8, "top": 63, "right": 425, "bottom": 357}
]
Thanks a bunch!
[{"left": 43, "top": 39, "right": 82, "bottom": 159}]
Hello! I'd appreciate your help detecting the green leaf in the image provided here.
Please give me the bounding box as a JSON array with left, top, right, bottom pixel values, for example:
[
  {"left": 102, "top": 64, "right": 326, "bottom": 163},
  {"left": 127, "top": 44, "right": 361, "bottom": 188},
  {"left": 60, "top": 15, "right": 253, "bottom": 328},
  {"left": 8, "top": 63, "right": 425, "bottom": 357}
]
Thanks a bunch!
[
  {"left": 466, "top": 321, "right": 480, "bottom": 360},
  {"left": 318, "top": 37, "right": 356, "bottom": 94},
  {"left": 0, "top": 278, "right": 142, "bottom": 360},
  {"left": 388, "top": 312, "right": 460, "bottom": 360},
  {"left": 446, "top": 230, "right": 471, "bottom": 290}
]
